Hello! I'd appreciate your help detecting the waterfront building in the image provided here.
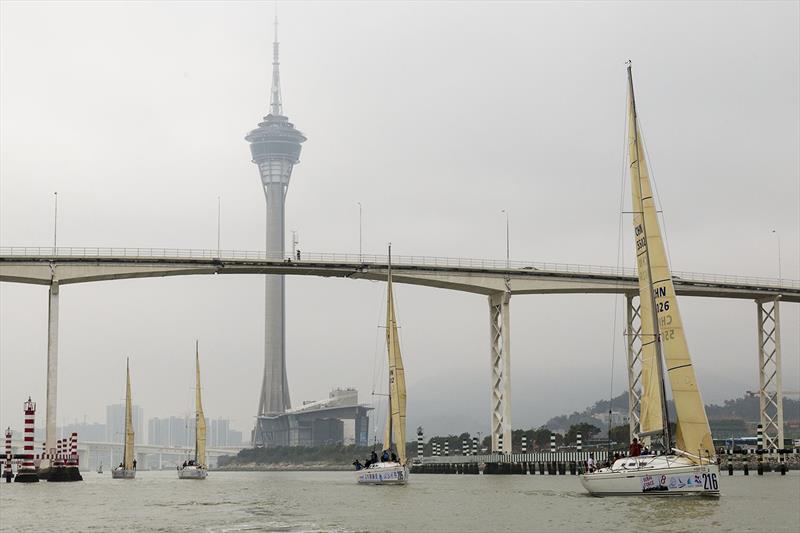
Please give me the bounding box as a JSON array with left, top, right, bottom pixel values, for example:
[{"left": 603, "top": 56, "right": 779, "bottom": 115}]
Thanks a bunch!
[{"left": 252, "top": 388, "right": 371, "bottom": 447}]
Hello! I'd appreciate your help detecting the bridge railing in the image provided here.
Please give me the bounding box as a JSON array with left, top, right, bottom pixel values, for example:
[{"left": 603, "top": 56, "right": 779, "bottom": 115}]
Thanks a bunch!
[{"left": 1, "top": 246, "right": 797, "bottom": 289}]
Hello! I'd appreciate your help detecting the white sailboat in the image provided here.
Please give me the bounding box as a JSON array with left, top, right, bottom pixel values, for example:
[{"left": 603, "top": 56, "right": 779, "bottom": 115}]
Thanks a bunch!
[
  {"left": 97, "top": 463, "right": 103, "bottom": 474},
  {"left": 112, "top": 358, "right": 136, "bottom": 479},
  {"left": 178, "top": 341, "right": 208, "bottom": 479},
  {"left": 580, "top": 63, "right": 720, "bottom": 497},
  {"left": 357, "top": 245, "right": 409, "bottom": 485}
]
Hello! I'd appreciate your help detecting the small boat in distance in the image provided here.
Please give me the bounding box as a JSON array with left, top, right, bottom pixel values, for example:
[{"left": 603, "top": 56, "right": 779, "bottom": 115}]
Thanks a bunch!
[
  {"left": 580, "top": 63, "right": 719, "bottom": 496},
  {"left": 112, "top": 358, "right": 136, "bottom": 479},
  {"left": 357, "top": 245, "right": 409, "bottom": 485},
  {"left": 97, "top": 463, "right": 103, "bottom": 474},
  {"left": 178, "top": 341, "right": 208, "bottom": 480}
]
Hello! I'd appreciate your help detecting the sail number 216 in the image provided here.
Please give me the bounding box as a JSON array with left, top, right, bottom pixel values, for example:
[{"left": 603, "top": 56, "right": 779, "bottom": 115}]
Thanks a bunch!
[{"left": 702, "top": 473, "right": 718, "bottom": 491}]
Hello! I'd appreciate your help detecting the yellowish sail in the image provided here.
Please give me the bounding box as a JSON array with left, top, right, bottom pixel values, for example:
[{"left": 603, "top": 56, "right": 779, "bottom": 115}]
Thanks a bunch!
[
  {"left": 195, "top": 341, "right": 207, "bottom": 468},
  {"left": 123, "top": 358, "right": 135, "bottom": 470},
  {"left": 382, "top": 250, "right": 407, "bottom": 463},
  {"left": 627, "top": 64, "right": 714, "bottom": 460},
  {"left": 627, "top": 74, "right": 664, "bottom": 439}
]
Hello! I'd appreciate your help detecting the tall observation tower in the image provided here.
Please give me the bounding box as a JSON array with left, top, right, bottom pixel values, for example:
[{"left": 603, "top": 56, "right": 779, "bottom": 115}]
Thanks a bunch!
[{"left": 245, "top": 17, "right": 306, "bottom": 446}]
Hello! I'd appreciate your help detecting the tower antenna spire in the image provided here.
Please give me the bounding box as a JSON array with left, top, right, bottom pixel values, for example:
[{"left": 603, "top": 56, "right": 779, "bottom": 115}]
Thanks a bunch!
[{"left": 270, "top": 7, "right": 283, "bottom": 116}]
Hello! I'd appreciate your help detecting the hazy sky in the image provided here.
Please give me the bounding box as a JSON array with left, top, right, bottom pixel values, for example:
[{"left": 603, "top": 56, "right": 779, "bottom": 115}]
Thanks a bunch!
[{"left": 1, "top": 1, "right": 798, "bottom": 438}]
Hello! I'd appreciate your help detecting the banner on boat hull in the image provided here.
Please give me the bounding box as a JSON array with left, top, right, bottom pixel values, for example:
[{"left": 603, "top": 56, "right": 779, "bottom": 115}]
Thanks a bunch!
[{"left": 640, "top": 471, "right": 718, "bottom": 493}]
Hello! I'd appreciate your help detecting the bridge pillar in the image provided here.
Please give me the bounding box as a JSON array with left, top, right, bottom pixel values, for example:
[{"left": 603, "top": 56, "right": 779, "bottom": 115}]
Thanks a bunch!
[
  {"left": 625, "top": 294, "right": 643, "bottom": 442},
  {"left": 45, "top": 281, "right": 60, "bottom": 465},
  {"left": 489, "top": 290, "right": 511, "bottom": 453},
  {"left": 756, "top": 297, "right": 784, "bottom": 451}
]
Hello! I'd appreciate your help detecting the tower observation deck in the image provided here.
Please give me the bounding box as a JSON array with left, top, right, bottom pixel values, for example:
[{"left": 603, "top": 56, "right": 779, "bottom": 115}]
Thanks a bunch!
[{"left": 245, "top": 16, "right": 306, "bottom": 447}]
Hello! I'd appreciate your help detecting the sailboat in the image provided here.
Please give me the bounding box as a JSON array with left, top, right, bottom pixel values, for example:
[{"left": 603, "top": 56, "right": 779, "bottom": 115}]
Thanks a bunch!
[
  {"left": 178, "top": 341, "right": 208, "bottom": 479},
  {"left": 97, "top": 463, "right": 103, "bottom": 474},
  {"left": 580, "top": 63, "right": 720, "bottom": 496},
  {"left": 112, "top": 358, "right": 136, "bottom": 479},
  {"left": 357, "top": 245, "right": 409, "bottom": 485}
]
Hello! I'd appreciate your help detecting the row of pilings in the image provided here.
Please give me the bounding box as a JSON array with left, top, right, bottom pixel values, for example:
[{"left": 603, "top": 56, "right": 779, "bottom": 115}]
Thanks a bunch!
[{"left": 411, "top": 461, "right": 584, "bottom": 475}]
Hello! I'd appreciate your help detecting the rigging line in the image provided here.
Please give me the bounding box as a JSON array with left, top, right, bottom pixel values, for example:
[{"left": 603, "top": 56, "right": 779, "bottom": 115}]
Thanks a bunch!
[
  {"left": 607, "top": 71, "right": 629, "bottom": 454},
  {"left": 637, "top": 119, "right": 675, "bottom": 269}
]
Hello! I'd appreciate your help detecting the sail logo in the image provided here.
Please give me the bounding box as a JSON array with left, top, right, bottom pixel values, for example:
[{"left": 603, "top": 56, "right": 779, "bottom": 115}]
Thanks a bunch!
[{"left": 634, "top": 224, "right": 646, "bottom": 251}]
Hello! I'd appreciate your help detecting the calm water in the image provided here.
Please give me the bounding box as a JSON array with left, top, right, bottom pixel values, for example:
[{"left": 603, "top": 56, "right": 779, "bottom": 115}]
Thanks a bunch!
[{"left": 1, "top": 470, "right": 799, "bottom": 532}]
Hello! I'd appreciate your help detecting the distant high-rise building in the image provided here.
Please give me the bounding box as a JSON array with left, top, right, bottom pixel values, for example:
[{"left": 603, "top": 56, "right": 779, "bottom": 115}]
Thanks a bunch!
[
  {"left": 106, "top": 403, "right": 143, "bottom": 444},
  {"left": 246, "top": 15, "right": 306, "bottom": 447},
  {"left": 148, "top": 416, "right": 242, "bottom": 448},
  {"left": 62, "top": 422, "right": 106, "bottom": 442},
  {"left": 207, "top": 418, "right": 244, "bottom": 448},
  {"left": 147, "top": 416, "right": 191, "bottom": 447}
]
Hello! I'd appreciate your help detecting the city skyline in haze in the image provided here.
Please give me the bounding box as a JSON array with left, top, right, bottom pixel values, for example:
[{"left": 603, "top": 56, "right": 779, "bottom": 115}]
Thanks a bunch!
[{"left": 1, "top": 1, "right": 798, "bottom": 437}]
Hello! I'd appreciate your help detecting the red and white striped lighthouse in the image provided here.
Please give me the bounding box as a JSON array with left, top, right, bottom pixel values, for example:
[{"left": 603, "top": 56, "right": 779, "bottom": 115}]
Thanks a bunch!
[
  {"left": 3, "top": 427, "right": 12, "bottom": 482},
  {"left": 14, "top": 397, "right": 39, "bottom": 482}
]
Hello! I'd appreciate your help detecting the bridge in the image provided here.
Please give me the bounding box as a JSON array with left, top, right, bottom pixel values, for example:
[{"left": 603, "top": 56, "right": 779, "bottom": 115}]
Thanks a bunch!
[{"left": 1, "top": 246, "right": 798, "bottom": 457}]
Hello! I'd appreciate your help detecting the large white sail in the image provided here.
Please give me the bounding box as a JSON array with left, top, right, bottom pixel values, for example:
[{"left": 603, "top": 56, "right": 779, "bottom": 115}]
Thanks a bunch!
[
  {"left": 382, "top": 250, "right": 407, "bottom": 463},
  {"left": 195, "top": 342, "right": 206, "bottom": 468},
  {"left": 123, "top": 358, "right": 135, "bottom": 470},
  {"left": 627, "top": 64, "right": 714, "bottom": 460}
]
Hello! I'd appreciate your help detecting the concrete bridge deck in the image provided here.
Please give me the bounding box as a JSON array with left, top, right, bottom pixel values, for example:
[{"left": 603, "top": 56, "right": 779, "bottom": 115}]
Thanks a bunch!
[{"left": 1, "top": 247, "right": 797, "bottom": 301}]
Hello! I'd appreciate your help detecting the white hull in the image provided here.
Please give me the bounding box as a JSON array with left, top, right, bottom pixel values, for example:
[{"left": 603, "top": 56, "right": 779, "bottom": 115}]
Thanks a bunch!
[
  {"left": 357, "top": 462, "right": 409, "bottom": 485},
  {"left": 178, "top": 466, "right": 208, "bottom": 479},
  {"left": 111, "top": 468, "right": 135, "bottom": 479},
  {"left": 580, "top": 455, "right": 720, "bottom": 496}
]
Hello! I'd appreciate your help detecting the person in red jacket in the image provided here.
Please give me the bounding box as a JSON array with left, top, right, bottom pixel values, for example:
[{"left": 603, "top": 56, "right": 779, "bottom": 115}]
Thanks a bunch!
[{"left": 629, "top": 438, "right": 643, "bottom": 457}]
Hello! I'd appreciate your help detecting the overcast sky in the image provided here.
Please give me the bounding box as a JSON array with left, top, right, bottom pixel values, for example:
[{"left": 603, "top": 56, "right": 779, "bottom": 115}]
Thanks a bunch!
[{"left": 1, "top": 1, "right": 798, "bottom": 438}]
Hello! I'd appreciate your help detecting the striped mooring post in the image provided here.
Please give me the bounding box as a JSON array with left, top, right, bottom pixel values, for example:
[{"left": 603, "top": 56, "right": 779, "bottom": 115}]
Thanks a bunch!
[
  {"left": 433, "top": 442, "right": 439, "bottom": 456},
  {"left": 462, "top": 439, "right": 468, "bottom": 456},
  {"left": 577, "top": 433, "right": 582, "bottom": 452},
  {"left": 472, "top": 437, "right": 478, "bottom": 455},
  {"left": 444, "top": 441, "right": 449, "bottom": 457},
  {"left": 3, "top": 427, "right": 12, "bottom": 482},
  {"left": 498, "top": 433, "right": 504, "bottom": 454},
  {"left": 417, "top": 428, "right": 424, "bottom": 459},
  {"left": 69, "top": 433, "right": 78, "bottom": 466},
  {"left": 56, "top": 439, "right": 65, "bottom": 468},
  {"left": 15, "top": 397, "right": 38, "bottom": 482},
  {"left": 521, "top": 435, "right": 527, "bottom": 454},
  {"left": 550, "top": 433, "right": 556, "bottom": 453},
  {"left": 757, "top": 424, "right": 764, "bottom": 452}
]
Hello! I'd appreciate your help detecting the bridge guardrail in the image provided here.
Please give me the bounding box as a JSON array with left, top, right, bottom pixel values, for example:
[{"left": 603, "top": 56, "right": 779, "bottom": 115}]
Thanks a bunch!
[{"left": 1, "top": 246, "right": 797, "bottom": 290}]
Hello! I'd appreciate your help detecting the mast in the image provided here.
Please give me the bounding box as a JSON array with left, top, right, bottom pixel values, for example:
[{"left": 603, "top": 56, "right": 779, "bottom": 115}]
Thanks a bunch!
[
  {"left": 627, "top": 63, "right": 671, "bottom": 449},
  {"left": 123, "top": 357, "right": 135, "bottom": 470},
  {"left": 195, "top": 340, "right": 207, "bottom": 467},
  {"left": 387, "top": 244, "right": 393, "bottom": 453},
  {"left": 195, "top": 341, "right": 199, "bottom": 463}
]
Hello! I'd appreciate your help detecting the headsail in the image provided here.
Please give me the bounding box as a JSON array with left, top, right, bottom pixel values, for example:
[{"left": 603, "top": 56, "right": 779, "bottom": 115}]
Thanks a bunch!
[
  {"left": 626, "top": 64, "right": 714, "bottom": 460},
  {"left": 382, "top": 247, "right": 407, "bottom": 463},
  {"left": 123, "top": 358, "right": 135, "bottom": 470},
  {"left": 195, "top": 341, "right": 207, "bottom": 468}
]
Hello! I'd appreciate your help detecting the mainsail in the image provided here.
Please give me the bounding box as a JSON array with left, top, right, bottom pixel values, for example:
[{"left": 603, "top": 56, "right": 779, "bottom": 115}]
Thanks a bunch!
[
  {"left": 382, "top": 248, "right": 407, "bottom": 463},
  {"left": 195, "top": 341, "right": 207, "bottom": 468},
  {"left": 627, "top": 64, "right": 714, "bottom": 459},
  {"left": 123, "top": 358, "right": 135, "bottom": 470}
]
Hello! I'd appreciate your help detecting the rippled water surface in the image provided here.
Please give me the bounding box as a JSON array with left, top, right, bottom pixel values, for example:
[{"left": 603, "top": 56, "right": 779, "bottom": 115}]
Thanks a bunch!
[{"left": 1, "top": 470, "right": 799, "bottom": 532}]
